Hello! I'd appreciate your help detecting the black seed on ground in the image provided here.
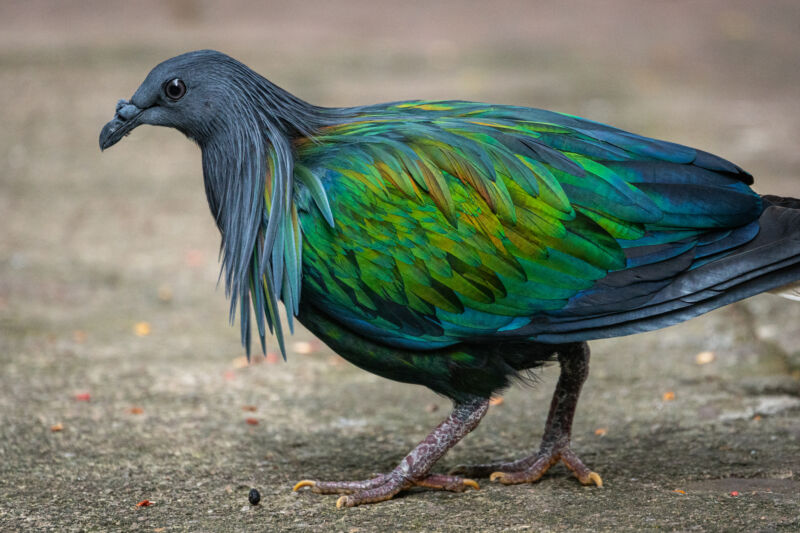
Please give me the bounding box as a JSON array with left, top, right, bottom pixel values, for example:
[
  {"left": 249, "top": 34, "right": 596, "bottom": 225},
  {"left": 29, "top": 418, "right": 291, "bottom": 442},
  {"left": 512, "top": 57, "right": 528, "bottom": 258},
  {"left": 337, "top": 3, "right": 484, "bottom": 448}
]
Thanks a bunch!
[{"left": 248, "top": 488, "right": 261, "bottom": 505}]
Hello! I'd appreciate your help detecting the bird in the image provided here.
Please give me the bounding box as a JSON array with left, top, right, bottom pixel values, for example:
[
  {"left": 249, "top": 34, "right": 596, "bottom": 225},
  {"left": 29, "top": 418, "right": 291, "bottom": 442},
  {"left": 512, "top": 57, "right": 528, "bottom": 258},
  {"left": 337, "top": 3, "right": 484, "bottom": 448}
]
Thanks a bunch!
[{"left": 100, "top": 50, "right": 800, "bottom": 508}]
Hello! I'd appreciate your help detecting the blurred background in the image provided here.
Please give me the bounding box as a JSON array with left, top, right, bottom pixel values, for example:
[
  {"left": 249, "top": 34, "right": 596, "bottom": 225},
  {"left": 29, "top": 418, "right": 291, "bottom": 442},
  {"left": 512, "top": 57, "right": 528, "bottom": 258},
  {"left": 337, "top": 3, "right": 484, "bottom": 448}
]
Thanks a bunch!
[{"left": 1, "top": 1, "right": 799, "bottom": 531}]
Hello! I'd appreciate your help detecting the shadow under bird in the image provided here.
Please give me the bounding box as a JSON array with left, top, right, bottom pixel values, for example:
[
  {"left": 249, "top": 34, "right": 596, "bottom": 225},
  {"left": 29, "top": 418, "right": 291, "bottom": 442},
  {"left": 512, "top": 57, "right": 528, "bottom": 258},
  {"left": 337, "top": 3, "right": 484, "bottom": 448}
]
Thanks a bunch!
[{"left": 100, "top": 50, "right": 800, "bottom": 508}]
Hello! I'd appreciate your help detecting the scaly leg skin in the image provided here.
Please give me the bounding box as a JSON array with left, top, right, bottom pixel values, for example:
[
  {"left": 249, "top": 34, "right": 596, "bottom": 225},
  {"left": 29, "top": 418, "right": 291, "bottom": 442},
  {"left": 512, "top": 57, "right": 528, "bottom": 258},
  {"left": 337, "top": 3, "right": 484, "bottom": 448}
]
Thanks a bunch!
[
  {"left": 451, "top": 342, "right": 603, "bottom": 488},
  {"left": 293, "top": 397, "right": 489, "bottom": 507}
]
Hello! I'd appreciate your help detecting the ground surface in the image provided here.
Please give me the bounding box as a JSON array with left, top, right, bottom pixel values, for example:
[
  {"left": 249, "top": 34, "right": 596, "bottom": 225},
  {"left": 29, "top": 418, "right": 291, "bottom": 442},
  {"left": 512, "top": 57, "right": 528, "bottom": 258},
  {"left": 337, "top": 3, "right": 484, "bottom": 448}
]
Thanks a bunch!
[{"left": 1, "top": 1, "right": 799, "bottom": 531}]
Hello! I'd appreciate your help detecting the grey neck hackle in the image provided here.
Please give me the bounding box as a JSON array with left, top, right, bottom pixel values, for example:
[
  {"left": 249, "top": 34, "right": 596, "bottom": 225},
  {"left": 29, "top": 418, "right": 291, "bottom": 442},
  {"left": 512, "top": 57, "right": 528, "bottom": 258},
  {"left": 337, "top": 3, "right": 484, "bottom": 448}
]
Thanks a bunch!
[{"left": 196, "top": 52, "right": 344, "bottom": 357}]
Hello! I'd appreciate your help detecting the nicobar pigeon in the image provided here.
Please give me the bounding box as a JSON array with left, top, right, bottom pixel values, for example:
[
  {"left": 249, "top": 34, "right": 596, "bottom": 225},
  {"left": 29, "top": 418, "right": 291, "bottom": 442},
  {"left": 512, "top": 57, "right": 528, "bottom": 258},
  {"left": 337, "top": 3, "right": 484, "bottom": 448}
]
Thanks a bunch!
[{"left": 100, "top": 50, "right": 800, "bottom": 508}]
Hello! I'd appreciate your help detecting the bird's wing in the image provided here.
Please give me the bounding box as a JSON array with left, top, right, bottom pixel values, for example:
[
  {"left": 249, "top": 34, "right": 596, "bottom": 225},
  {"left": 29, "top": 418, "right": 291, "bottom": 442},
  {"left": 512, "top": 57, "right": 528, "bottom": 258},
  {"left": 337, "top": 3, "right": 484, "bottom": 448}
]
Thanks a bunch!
[{"left": 294, "top": 100, "right": 763, "bottom": 349}]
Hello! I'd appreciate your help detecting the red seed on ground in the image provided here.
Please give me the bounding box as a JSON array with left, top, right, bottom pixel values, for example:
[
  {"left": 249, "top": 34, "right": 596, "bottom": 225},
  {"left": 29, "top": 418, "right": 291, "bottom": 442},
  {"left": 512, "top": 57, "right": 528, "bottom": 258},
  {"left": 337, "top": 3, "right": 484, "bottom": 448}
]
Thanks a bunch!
[
  {"left": 75, "top": 392, "right": 91, "bottom": 401},
  {"left": 246, "top": 418, "right": 259, "bottom": 425},
  {"left": 136, "top": 500, "right": 153, "bottom": 507},
  {"left": 184, "top": 249, "right": 205, "bottom": 268},
  {"left": 730, "top": 491, "right": 740, "bottom": 497}
]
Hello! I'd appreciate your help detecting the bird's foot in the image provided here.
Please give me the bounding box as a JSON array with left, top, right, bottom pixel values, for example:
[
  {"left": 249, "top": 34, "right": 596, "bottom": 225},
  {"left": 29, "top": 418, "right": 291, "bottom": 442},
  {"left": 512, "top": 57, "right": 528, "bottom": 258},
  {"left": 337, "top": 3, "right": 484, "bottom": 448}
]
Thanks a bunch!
[
  {"left": 451, "top": 444, "right": 602, "bottom": 487},
  {"left": 293, "top": 397, "right": 488, "bottom": 508},
  {"left": 293, "top": 472, "right": 479, "bottom": 507}
]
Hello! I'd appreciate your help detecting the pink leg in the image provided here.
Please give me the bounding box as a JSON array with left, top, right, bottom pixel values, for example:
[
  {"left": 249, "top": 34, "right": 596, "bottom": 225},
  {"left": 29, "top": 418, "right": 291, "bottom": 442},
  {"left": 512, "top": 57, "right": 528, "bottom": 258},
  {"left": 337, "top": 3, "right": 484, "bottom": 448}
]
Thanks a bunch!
[
  {"left": 452, "top": 343, "right": 603, "bottom": 487},
  {"left": 294, "top": 397, "right": 489, "bottom": 507}
]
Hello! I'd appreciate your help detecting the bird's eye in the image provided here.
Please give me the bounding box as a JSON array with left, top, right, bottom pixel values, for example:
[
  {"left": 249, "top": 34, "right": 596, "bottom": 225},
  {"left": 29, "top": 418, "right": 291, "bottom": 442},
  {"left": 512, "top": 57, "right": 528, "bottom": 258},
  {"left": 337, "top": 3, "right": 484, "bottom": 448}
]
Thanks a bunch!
[{"left": 164, "top": 78, "right": 186, "bottom": 101}]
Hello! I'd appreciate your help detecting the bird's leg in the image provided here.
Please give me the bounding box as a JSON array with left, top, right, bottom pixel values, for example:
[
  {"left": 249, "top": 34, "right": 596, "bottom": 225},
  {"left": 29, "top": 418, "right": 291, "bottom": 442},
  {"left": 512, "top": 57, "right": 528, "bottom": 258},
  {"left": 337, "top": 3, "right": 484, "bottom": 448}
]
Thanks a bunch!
[
  {"left": 293, "top": 396, "right": 489, "bottom": 507},
  {"left": 451, "top": 342, "right": 602, "bottom": 487}
]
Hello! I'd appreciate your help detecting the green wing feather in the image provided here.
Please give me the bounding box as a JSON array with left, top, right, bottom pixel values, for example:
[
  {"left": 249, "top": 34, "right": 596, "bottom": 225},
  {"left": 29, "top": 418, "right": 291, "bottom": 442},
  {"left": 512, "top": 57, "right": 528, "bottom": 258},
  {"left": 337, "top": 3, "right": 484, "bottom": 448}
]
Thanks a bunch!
[{"left": 292, "top": 100, "right": 761, "bottom": 350}]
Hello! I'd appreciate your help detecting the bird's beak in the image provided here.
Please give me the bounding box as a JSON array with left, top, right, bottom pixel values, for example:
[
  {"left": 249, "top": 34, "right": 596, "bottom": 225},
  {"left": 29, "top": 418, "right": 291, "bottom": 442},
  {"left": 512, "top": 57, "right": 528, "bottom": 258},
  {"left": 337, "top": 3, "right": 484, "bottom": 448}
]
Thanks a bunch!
[{"left": 99, "top": 99, "right": 145, "bottom": 150}]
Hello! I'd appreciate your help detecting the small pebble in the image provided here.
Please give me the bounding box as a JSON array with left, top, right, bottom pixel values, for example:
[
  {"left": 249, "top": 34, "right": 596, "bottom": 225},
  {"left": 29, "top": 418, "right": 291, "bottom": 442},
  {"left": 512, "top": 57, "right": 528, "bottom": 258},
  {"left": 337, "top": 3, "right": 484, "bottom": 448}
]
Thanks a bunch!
[
  {"left": 695, "top": 350, "right": 715, "bottom": 365},
  {"left": 248, "top": 488, "right": 261, "bottom": 505}
]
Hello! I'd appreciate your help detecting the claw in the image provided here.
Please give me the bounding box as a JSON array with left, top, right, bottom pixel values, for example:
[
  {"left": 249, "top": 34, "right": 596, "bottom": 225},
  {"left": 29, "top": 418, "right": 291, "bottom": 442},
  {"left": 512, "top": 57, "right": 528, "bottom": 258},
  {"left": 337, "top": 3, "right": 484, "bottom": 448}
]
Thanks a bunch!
[
  {"left": 336, "top": 496, "right": 348, "bottom": 509},
  {"left": 293, "top": 480, "right": 316, "bottom": 491},
  {"left": 463, "top": 478, "right": 480, "bottom": 491},
  {"left": 584, "top": 471, "right": 603, "bottom": 488},
  {"left": 489, "top": 471, "right": 507, "bottom": 483}
]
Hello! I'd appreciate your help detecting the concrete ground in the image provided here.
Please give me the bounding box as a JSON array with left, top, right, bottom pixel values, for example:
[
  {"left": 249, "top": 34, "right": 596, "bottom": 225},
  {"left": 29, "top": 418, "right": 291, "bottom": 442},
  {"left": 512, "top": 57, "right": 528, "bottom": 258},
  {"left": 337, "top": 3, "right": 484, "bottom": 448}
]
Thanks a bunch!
[{"left": 1, "top": 1, "right": 799, "bottom": 531}]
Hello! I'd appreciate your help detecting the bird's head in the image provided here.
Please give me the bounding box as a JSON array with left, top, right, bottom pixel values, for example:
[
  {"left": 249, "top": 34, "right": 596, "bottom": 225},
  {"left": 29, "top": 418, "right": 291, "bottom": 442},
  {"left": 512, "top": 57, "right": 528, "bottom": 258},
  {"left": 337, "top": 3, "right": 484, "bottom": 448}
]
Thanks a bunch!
[
  {"left": 100, "top": 50, "right": 230, "bottom": 149},
  {"left": 99, "top": 49, "right": 329, "bottom": 152}
]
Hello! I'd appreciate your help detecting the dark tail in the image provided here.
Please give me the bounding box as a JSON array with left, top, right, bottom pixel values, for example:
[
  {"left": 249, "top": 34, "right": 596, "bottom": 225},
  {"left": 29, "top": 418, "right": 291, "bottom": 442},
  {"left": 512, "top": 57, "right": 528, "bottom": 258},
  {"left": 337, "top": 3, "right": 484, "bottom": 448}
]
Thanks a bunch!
[
  {"left": 762, "top": 194, "right": 800, "bottom": 209},
  {"left": 522, "top": 197, "right": 800, "bottom": 343}
]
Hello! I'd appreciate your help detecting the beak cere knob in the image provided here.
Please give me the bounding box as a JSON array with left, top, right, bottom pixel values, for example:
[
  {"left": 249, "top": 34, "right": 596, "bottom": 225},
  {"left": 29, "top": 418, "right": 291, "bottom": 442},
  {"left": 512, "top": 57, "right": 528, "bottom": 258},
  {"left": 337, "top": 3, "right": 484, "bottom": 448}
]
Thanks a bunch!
[
  {"left": 99, "top": 100, "right": 144, "bottom": 151},
  {"left": 117, "top": 103, "right": 141, "bottom": 121}
]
